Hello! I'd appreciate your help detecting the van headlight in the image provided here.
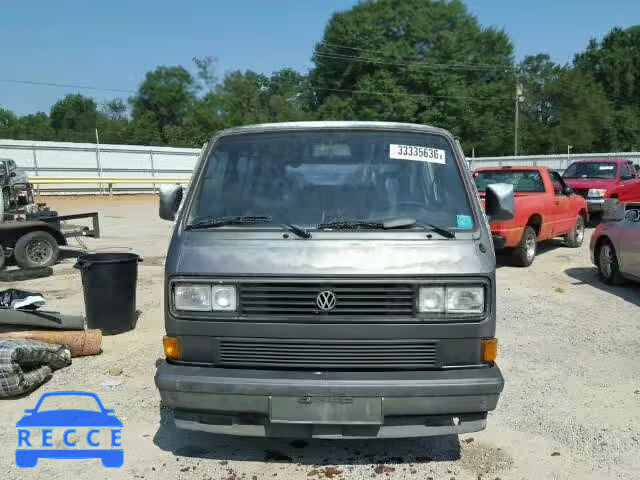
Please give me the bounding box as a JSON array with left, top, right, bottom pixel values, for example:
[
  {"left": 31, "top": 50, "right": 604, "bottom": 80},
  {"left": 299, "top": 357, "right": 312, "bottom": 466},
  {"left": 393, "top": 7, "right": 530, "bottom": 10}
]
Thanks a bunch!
[
  {"left": 418, "top": 286, "right": 485, "bottom": 314},
  {"left": 212, "top": 285, "right": 237, "bottom": 311},
  {"left": 174, "top": 284, "right": 211, "bottom": 311},
  {"left": 173, "top": 283, "right": 237, "bottom": 312}
]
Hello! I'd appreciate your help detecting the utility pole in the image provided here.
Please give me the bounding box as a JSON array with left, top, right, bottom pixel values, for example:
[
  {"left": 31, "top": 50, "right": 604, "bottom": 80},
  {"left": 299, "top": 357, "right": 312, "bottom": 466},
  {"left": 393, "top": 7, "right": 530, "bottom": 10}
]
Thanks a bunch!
[{"left": 514, "top": 83, "right": 523, "bottom": 157}]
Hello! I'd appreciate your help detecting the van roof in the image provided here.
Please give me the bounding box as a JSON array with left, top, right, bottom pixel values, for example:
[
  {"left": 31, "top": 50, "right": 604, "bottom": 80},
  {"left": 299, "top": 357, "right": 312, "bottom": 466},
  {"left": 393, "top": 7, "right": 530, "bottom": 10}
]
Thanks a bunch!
[{"left": 213, "top": 121, "right": 453, "bottom": 138}]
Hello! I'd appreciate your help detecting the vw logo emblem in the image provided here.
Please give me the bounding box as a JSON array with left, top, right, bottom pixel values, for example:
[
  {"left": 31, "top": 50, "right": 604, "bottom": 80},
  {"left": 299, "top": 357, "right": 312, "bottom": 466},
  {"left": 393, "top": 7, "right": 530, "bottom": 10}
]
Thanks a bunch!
[{"left": 316, "top": 290, "right": 337, "bottom": 311}]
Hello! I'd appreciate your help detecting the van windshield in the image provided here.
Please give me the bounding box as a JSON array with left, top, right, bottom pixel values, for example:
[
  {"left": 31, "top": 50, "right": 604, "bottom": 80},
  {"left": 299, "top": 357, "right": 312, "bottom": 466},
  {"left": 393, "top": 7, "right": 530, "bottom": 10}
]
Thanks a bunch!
[{"left": 187, "top": 130, "right": 474, "bottom": 230}]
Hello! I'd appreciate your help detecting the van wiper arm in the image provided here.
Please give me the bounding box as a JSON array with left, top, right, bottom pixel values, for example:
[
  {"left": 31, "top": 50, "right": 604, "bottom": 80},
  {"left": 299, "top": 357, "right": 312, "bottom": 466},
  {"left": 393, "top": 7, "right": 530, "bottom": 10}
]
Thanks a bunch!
[
  {"left": 280, "top": 223, "right": 312, "bottom": 239},
  {"left": 420, "top": 223, "right": 456, "bottom": 239},
  {"left": 186, "top": 215, "right": 272, "bottom": 230}
]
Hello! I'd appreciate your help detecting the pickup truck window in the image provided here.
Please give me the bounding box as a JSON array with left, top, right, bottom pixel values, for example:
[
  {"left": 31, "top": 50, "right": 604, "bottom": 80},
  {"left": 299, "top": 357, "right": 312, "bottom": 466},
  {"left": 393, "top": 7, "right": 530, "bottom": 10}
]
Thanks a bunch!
[
  {"left": 548, "top": 171, "right": 565, "bottom": 195},
  {"left": 564, "top": 162, "right": 617, "bottom": 179},
  {"left": 620, "top": 163, "right": 633, "bottom": 179},
  {"left": 474, "top": 170, "right": 544, "bottom": 193},
  {"left": 188, "top": 130, "right": 474, "bottom": 230}
]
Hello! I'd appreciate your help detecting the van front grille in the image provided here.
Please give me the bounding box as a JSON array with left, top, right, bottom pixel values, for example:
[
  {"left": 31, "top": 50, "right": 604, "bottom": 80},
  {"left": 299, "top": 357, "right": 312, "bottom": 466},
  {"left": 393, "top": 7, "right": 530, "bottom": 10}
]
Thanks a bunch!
[
  {"left": 218, "top": 338, "right": 438, "bottom": 369},
  {"left": 238, "top": 283, "right": 414, "bottom": 317}
]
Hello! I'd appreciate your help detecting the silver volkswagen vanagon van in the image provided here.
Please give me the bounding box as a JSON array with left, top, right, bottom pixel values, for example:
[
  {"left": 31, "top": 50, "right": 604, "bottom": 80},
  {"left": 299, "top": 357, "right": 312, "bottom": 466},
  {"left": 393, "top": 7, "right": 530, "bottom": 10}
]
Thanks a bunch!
[{"left": 155, "top": 121, "right": 514, "bottom": 438}]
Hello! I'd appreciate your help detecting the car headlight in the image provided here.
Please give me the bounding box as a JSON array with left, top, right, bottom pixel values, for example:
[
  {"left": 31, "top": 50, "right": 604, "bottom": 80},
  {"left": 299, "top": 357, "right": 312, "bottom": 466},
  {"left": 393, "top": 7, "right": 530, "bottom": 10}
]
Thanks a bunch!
[
  {"left": 174, "top": 284, "right": 211, "bottom": 311},
  {"left": 587, "top": 189, "right": 606, "bottom": 198},
  {"left": 418, "top": 286, "right": 445, "bottom": 313},
  {"left": 446, "top": 286, "right": 484, "bottom": 314},
  {"left": 212, "top": 285, "right": 237, "bottom": 311},
  {"left": 418, "top": 286, "right": 485, "bottom": 314}
]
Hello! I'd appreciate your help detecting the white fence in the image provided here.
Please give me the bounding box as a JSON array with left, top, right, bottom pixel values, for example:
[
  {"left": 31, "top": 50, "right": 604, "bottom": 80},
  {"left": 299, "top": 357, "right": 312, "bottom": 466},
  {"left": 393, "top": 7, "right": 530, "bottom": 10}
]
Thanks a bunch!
[
  {"left": 0, "top": 139, "right": 200, "bottom": 193},
  {"left": 1, "top": 139, "right": 638, "bottom": 193}
]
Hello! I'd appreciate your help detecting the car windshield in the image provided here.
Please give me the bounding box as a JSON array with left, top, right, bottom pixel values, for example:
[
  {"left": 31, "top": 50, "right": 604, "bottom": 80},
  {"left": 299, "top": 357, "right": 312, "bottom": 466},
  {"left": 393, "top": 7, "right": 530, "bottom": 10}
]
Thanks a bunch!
[
  {"left": 187, "top": 130, "right": 475, "bottom": 230},
  {"left": 474, "top": 170, "right": 545, "bottom": 193},
  {"left": 563, "top": 162, "right": 617, "bottom": 179},
  {"left": 36, "top": 395, "right": 102, "bottom": 412}
]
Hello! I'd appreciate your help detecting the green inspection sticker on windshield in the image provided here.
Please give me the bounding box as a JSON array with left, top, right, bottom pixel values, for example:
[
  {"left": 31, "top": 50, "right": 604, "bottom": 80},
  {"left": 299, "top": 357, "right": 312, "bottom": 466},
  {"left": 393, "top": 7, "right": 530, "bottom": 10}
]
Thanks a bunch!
[
  {"left": 390, "top": 144, "right": 446, "bottom": 164},
  {"left": 456, "top": 215, "right": 473, "bottom": 229}
]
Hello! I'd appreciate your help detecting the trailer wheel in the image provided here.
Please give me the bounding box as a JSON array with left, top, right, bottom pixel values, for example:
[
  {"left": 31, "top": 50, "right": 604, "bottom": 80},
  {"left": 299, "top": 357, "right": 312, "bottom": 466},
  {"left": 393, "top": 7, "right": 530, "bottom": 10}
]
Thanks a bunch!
[{"left": 14, "top": 231, "right": 60, "bottom": 269}]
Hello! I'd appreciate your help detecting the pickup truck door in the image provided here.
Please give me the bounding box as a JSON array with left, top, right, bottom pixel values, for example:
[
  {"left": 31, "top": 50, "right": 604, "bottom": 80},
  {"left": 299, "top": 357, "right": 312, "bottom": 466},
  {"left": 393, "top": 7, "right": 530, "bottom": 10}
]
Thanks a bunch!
[
  {"left": 548, "top": 171, "right": 572, "bottom": 235},
  {"left": 617, "top": 162, "right": 640, "bottom": 202},
  {"left": 618, "top": 209, "right": 640, "bottom": 277}
]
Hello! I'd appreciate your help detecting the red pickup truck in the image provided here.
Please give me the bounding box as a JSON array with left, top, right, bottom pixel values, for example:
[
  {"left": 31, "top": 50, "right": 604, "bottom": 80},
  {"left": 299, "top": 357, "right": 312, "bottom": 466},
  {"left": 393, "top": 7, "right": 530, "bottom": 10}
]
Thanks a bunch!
[
  {"left": 473, "top": 166, "right": 588, "bottom": 266},
  {"left": 563, "top": 158, "right": 640, "bottom": 216}
]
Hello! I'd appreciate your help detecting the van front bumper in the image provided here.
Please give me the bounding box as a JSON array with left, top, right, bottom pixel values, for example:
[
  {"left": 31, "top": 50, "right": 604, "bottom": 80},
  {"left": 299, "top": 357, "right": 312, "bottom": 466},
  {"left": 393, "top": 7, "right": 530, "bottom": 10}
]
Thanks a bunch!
[{"left": 155, "top": 362, "right": 504, "bottom": 438}]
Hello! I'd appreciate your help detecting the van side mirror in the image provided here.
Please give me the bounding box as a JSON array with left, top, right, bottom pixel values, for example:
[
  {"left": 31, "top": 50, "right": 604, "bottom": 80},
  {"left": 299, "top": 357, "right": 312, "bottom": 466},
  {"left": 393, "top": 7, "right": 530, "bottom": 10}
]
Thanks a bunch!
[
  {"left": 485, "top": 183, "right": 514, "bottom": 222},
  {"left": 10, "top": 171, "right": 16, "bottom": 178},
  {"left": 563, "top": 185, "right": 573, "bottom": 195},
  {"left": 620, "top": 173, "right": 634, "bottom": 181},
  {"left": 159, "top": 184, "right": 184, "bottom": 221}
]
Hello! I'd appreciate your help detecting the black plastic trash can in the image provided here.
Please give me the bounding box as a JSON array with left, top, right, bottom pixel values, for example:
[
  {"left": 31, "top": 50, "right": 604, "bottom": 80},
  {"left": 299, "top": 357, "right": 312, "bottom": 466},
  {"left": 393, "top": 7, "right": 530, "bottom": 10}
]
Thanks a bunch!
[{"left": 74, "top": 252, "right": 142, "bottom": 335}]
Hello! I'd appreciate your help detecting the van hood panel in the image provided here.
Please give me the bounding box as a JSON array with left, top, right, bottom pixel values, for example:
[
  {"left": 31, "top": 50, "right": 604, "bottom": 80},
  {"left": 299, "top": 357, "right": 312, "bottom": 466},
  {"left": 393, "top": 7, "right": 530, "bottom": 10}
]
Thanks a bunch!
[{"left": 173, "top": 235, "right": 487, "bottom": 276}]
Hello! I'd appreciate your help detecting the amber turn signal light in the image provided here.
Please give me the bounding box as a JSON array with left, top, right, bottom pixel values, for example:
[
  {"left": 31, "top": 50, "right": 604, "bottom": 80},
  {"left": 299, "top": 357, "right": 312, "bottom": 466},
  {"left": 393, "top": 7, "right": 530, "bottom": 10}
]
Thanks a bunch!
[
  {"left": 163, "top": 336, "right": 180, "bottom": 360},
  {"left": 481, "top": 338, "right": 498, "bottom": 362}
]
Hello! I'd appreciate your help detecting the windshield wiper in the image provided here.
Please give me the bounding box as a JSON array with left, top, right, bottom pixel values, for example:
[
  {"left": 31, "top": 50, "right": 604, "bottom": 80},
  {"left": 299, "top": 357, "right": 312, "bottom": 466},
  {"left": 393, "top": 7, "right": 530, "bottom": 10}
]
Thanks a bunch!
[
  {"left": 186, "top": 215, "right": 272, "bottom": 230},
  {"left": 419, "top": 223, "right": 456, "bottom": 239},
  {"left": 280, "top": 223, "right": 312, "bottom": 239},
  {"left": 317, "top": 217, "right": 456, "bottom": 239}
]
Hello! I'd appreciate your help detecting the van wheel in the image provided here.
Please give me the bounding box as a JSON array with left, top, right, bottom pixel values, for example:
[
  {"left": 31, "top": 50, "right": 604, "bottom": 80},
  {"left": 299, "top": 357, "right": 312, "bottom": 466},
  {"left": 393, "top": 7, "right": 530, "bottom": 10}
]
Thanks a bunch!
[
  {"left": 512, "top": 226, "right": 537, "bottom": 267},
  {"left": 14, "top": 231, "right": 59, "bottom": 269},
  {"left": 597, "top": 240, "right": 624, "bottom": 285},
  {"left": 565, "top": 215, "right": 585, "bottom": 248}
]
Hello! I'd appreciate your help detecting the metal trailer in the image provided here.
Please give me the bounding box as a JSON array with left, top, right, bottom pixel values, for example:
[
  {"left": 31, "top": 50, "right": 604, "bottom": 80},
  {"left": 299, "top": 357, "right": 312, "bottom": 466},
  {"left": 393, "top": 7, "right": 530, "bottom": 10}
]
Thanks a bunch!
[{"left": 0, "top": 212, "right": 100, "bottom": 270}]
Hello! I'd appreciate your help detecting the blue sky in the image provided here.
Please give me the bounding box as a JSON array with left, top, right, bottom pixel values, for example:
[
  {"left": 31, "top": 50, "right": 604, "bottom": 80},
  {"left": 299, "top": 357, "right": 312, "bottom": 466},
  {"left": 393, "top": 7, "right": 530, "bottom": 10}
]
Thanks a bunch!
[{"left": 2, "top": 0, "right": 639, "bottom": 115}]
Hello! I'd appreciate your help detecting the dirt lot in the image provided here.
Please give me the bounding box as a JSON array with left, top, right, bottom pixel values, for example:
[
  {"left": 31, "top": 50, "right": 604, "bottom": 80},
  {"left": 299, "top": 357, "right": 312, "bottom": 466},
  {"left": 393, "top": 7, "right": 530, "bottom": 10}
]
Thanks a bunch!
[{"left": 0, "top": 196, "right": 638, "bottom": 480}]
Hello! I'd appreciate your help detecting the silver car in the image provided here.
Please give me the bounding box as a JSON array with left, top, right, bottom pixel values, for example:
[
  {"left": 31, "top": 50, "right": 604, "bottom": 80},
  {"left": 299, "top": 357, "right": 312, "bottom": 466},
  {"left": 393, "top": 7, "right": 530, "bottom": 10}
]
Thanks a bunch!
[{"left": 591, "top": 200, "right": 640, "bottom": 284}]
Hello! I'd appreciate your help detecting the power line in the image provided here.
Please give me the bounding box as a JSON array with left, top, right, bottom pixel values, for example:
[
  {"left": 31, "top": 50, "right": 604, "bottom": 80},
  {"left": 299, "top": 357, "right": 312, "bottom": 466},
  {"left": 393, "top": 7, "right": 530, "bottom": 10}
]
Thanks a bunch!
[
  {"left": 314, "top": 85, "right": 513, "bottom": 102},
  {"left": 317, "top": 41, "right": 514, "bottom": 71},
  {"left": 0, "top": 78, "right": 136, "bottom": 94},
  {"left": 314, "top": 51, "right": 513, "bottom": 73}
]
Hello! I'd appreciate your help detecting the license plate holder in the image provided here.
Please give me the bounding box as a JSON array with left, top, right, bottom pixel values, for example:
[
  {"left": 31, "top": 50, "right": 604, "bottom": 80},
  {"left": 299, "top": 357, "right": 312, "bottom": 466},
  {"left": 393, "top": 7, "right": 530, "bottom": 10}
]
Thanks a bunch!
[{"left": 270, "top": 396, "right": 382, "bottom": 425}]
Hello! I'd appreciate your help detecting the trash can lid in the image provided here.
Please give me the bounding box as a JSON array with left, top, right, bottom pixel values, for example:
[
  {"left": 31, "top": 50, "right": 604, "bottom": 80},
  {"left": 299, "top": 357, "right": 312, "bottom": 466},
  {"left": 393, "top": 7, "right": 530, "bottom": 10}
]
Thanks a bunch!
[{"left": 76, "top": 252, "right": 142, "bottom": 265}]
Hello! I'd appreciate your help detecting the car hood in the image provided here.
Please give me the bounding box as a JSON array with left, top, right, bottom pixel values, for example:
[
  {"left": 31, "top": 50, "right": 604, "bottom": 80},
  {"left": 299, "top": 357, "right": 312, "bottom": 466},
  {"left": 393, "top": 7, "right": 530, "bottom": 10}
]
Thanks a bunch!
[
  {"left": 16, "top": 410, "right": 123, "bottom": 427},
  {"left": 171, "top": 233, "right": 489, "bottom": 276},
  {"left": 564, "top": 178, "right": 617, "bottom": 190}
]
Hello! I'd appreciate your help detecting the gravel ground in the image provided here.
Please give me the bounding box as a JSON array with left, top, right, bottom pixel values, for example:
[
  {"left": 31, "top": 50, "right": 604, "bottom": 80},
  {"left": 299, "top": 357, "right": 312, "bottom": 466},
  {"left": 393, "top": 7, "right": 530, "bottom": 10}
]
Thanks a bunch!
[{"left": 0, "top": 196, "right": 638, "bottom": 480}]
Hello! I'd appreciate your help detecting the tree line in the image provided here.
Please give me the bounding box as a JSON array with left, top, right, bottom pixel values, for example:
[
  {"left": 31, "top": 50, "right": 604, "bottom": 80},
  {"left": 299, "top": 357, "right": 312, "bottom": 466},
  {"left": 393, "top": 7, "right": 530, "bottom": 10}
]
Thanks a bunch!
[{"left": 1, "top": 0, "right": 639, "bottom": 157}]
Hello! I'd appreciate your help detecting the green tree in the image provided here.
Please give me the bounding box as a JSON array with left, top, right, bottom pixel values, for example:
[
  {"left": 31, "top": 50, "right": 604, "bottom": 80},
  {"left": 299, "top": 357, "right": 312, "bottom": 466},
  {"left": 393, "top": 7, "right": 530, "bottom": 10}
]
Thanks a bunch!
[
  {"left": 311, "top": 0, "right": 516, "bottom": 155},
  {"left": 50, "top": 94, "right": 98, "bottom": 138},
  {"left": 518, "top": 54, "right": 613, "bottom": 154},
  {"left": 130, "top": 66, "right": 197, "bottom": 132},
  {"left": 574, "top": 26, "right": 640, "bottom": 150},
  {"left": 575, "top": 26, "right": 640, "bottom": 107}
]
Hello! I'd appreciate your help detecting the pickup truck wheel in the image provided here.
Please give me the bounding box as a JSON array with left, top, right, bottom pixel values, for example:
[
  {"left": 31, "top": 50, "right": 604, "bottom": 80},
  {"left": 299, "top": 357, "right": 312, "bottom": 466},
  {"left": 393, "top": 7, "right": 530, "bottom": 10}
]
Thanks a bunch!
[
  {"left": 597, "top": 241, "right": 624, "bottom": 285},
  {"left": 565, "top": 215, "right": 585, "bottom": 248},
  {"left": 512, "top": 226, "right": 537, "bottom": 267},
  {"left": 14, "top": 231, "right": 59, "bottom": 269}
]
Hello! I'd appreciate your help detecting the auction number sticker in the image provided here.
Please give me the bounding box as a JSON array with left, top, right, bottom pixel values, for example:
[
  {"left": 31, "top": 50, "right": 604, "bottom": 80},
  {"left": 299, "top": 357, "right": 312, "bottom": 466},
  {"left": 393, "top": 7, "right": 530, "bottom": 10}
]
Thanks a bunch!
[{"left": 390, "top": 144, "right": 445, "bottom": 164}]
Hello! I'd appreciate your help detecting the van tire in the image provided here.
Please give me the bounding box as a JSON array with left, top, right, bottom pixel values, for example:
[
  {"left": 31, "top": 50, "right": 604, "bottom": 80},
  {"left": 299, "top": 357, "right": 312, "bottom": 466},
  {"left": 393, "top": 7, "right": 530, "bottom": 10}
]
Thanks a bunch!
[
  {"left": 565, "top": 215, "right": 585, "bottom": 248},
  {"left": 14, "top": 231, "right": 59, "bottom": 269},
  {"left": 512, "top": 226, "right": 537, "bottom": 267}
]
